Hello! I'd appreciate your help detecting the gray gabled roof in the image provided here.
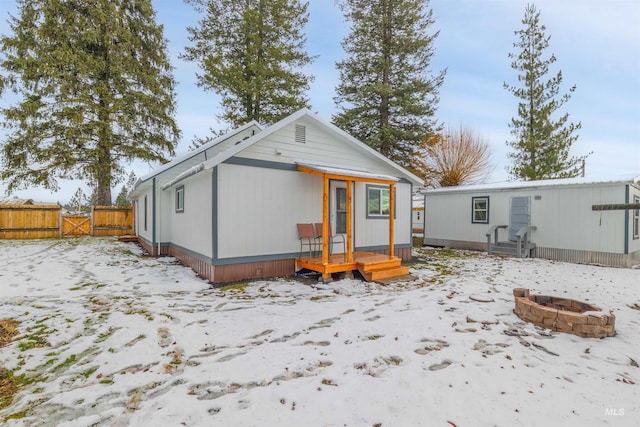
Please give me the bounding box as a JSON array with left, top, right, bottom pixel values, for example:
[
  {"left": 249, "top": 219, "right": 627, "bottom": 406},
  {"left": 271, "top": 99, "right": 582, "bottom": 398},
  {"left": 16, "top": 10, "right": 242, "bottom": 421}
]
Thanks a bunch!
[
  {"left": 137, "top": 108, "right": 424, "bottom": 195},
  {"left": 196, "top": 109, "right": 423, "bottom": 186},
  {"left": 129, "top": 120, "right": 263, "bottom": 198}
]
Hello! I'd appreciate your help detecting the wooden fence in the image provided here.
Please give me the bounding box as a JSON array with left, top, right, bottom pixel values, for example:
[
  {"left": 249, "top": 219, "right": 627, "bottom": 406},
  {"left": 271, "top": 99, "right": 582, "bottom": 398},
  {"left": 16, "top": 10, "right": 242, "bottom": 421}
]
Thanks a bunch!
[{"left": 0, "top": 204, "right": 133, "bottom": 239}]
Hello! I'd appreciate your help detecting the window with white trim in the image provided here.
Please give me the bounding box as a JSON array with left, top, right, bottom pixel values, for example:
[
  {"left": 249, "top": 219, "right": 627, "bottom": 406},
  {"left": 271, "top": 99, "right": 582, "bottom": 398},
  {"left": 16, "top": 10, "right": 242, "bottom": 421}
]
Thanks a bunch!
[
  {"left": 175, "top": 185, "right": 184, "bottom": 213},
  {"left": 472, "top": 196, "right": 489, "bottom": 223},
  {"left": 634, "top": 195, "right": 639, "bottom": 239},
  {"left": 367, "top": 185, "right": 392, "bottom": 217}
]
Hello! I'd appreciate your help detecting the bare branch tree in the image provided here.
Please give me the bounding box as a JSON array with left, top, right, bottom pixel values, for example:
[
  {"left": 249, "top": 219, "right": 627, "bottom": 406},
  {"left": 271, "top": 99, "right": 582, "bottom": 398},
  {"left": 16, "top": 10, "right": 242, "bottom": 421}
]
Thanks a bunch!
[{"left": 424, "top": 125, "right": 494, "bottom": 187}]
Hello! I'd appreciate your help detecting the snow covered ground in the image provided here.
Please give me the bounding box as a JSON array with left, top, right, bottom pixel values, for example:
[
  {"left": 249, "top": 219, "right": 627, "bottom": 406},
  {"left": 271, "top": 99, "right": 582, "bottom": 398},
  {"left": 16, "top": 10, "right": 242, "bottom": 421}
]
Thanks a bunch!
[{"left": 0, "top": 237, "right": 638, "bottom": 427}]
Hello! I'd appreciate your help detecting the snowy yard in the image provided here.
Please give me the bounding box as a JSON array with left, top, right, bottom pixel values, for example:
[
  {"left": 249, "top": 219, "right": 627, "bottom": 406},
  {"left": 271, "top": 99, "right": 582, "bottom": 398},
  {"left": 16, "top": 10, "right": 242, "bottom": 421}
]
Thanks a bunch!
[{"left": 0, "top": 238, "right": 639, "bottom": 427}]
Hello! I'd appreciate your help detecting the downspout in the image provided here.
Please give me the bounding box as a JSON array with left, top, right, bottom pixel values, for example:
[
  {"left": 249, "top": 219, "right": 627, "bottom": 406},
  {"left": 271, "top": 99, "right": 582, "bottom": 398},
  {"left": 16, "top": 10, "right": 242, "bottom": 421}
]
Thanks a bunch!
[{"left": 157, "top": 187, "right": 161, "bottom": 256}]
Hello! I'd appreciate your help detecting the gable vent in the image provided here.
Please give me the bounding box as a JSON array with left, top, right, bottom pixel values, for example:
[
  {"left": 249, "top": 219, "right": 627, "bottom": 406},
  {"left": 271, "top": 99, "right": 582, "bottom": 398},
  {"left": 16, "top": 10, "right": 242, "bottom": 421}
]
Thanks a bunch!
[{"left": 295, "top": 124, "right": 306, "bottom": 143}]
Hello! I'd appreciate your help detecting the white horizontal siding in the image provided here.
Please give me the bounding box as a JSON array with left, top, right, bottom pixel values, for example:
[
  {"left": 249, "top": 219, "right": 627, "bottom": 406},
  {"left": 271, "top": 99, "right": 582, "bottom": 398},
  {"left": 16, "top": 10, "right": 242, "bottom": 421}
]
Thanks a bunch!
[
  {"left": 425, "top": 183, "right": 628, "bottom": 254},
  {"left": 134, "top": 187, "right": 154, "bottom": 243},
  {"left": 354, "top": 182, "right": 412, "bottom": 248},
  {"left": 164, "top": 173, "right": 213, "bottom": 258},
  {"left": 237, "top": 119, "right": 408, "bottom": 178},
  {"left": 217, "top": 164, "right": 322, "bottom": 258}
]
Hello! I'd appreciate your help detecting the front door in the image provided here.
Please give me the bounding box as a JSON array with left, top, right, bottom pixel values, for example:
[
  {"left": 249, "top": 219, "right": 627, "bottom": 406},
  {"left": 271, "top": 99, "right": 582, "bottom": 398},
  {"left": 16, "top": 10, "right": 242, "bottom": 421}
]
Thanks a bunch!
[{"left": 509, "top": 197, "right": 530, "bottom": 241}]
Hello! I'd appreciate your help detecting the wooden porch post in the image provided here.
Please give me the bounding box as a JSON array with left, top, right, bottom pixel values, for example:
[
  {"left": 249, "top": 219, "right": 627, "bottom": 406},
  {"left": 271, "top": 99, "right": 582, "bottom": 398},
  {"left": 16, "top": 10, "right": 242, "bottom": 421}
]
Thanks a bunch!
[
  {"left": 346, "top": 180, "right": 353, "bottom": 263},
  {"left": 322, "top": 176, "right": 330, "bottom": 269},
  {"left": 389, "top": 182, "right": 395, "bottom": 258}
]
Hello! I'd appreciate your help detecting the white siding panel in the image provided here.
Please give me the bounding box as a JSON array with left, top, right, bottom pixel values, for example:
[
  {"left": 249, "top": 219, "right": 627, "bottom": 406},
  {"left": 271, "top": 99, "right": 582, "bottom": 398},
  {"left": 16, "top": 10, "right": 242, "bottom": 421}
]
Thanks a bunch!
[
  {"left": 135, "top": 187, "right": 154, "bottom": 243},
  {"left": 425, "top": 183, "right": 629, "bottom": 254},
  {"left": 237, "top": 120, "right": 408, "bottom": 178},
  {"left": 217, "top": 164, "right": 322, "bottom": 258},
  {"left": 165, "top": 173, "right": 213, "bottom": 258},
  {"left": 354, "top": 182, "right": 412, "bottom": 248}
]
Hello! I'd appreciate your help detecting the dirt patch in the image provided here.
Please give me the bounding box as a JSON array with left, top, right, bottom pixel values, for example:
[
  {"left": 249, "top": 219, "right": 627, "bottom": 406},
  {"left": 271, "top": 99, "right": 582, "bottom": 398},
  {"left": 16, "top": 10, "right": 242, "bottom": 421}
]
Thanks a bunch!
[
  {"left": 0, "top": 319, "right": 18, "bottom": 348},
  {"left": 0, "top": 319, "right": 19, "bottom": 411}
]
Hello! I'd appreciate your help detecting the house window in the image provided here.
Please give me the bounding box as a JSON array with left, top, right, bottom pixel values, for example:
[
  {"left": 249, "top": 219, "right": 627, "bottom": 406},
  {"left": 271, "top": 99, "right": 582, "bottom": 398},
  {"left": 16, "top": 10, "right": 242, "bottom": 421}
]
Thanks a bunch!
[
  {"left": 336, "top": 187, "right": 347, "bottom": 234},
  {"left": 367, "top": 185, "right": 393, "bottom": 218},
  {"left": 175, "top": 186, "right": 184, "bottom": 213},
  {"left": 144, "top": 196, "right": 148, "bottom": 231},
  {"left": 472, "top": 196, "right": 489, "bottom": 224},
  {"left": 634, "top": 195, "right": 639, "bottom": 239}
]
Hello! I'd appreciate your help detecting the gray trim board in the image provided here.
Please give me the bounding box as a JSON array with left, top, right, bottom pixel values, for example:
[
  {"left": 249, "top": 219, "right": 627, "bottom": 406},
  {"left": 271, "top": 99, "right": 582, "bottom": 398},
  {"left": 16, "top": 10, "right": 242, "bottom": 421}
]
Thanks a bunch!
[
  {"left": 223, "top": 157, "right": 298, "bottom": 171},
  {"left": 152, "top": 178, "right": 156, "bottom": 246},
  {"left": 212, "top": 167, "right": 219, "bottom": 261},
  {"left": 355, "top": 243, "right": 412, "bottom": 252},
  {"left": 625, "top": 185, "right": 629, "bottom": 254}
]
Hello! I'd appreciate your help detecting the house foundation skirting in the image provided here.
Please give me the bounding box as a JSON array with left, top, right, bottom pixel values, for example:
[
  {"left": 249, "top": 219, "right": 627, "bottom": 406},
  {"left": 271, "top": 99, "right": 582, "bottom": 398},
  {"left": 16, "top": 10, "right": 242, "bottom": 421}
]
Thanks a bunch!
[
  {"left": 536, "top": 247, "right": 639, "bottom": 268},
  {"left": 424, "top": 237, "right": 639, "bottom": 268}
]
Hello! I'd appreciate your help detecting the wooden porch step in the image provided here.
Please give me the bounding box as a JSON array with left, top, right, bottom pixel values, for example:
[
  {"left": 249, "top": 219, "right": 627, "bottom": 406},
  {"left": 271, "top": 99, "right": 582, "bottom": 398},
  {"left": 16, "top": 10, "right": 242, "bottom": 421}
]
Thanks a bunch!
[
  {"left": 118, "top": 235, "right": 139, "bottom": 242},
  {"left": 359, "top": 265, "right": 410, "bottom": 282},
  {"left": 356, "top": 256, "right": 402, "bottom": 272}
]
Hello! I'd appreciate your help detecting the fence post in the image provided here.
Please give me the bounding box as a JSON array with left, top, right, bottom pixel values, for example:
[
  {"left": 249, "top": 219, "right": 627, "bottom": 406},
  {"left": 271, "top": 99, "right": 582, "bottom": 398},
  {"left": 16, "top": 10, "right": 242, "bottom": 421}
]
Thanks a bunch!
[
  {"left": 59, "top": 208, "right": 62, "bottom": 238},
  {"left": 90, "top": 206, "right": 95, "bottom": 236}
]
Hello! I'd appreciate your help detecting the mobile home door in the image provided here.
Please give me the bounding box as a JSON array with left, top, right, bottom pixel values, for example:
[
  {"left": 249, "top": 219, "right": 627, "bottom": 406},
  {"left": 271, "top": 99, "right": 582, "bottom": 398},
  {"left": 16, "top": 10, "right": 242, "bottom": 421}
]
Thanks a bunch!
[{"left": 509, "top": 197, "right": 530, "bottom": 241}]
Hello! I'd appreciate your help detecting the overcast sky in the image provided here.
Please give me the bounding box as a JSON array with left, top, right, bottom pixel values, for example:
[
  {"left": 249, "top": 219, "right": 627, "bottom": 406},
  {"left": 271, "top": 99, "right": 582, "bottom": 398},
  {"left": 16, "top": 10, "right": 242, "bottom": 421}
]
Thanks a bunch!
[{"left": 1, "top": 0, "right": 639, "bottom": 203}]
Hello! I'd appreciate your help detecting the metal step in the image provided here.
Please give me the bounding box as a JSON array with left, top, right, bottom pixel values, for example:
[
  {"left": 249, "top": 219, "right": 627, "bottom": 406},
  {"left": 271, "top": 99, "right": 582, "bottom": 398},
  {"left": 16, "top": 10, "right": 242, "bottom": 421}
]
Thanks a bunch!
[{"left": 490, "top": 241, "right": 536, "bottom": 257}]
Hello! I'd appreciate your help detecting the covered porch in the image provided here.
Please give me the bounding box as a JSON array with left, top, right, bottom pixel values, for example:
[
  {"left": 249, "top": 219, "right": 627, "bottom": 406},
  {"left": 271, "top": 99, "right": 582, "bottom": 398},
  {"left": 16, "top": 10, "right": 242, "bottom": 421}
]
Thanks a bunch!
[{"left": 295, "top": 163, "right": 410, "bottom": 282}]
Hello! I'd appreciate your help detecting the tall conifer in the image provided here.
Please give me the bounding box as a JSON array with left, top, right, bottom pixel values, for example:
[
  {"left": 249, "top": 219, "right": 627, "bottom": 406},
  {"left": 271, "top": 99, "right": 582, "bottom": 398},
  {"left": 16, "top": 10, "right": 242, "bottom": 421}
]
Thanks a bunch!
[
  {"left": 183, "top": 0, "right": 315, "bottom": 127},
  {"left": 333, "top": 0, "right": 445, "bottom": 178},
  {"left": 504, "top": 4, "right": 587, "bottom": 180},
  {"left": 0, "top": 0, "right": 180, "bottom": 204}
]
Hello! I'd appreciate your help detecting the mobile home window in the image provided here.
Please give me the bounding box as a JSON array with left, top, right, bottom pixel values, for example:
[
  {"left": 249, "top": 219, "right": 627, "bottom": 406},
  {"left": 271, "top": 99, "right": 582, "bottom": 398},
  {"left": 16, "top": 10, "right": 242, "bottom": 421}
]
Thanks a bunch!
[
  {"left": 367, "top": 185, "right": 393, "bottom": 218},
  {"left": 634, "top": 195, "right": 639, "bottom": 239},
  {"left": 175, "top": 186, "right": 184, "bottom": 213},
  {"left": 472, "top": 196, "right": 489, "bottom": 224}
]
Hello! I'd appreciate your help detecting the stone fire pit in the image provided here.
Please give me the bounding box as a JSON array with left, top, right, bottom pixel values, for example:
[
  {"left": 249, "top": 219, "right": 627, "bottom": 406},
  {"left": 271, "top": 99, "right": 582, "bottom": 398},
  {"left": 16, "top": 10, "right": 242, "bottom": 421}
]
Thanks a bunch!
[{"left": 513, "top": 288, "right": 615, "bottom": 338}]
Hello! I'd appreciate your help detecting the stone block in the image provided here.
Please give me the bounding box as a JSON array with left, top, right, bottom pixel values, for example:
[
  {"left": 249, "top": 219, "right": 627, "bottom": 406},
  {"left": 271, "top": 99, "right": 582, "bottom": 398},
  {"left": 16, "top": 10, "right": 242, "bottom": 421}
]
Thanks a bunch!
[
  {"left": 573, "top": 324, "right": 605, "bottom": 338},
  {"left": 557, "top": 311, "right": 588, "bottom": 325},
  {"left": 554, "top": 321, "right": 573, "bottom": 333},
  {"left": 587, "top": 314, "right": 607, "bottom": 326},
  {"left": 513, "top": 288, "right": 530, "bottom": 298},
  {"left": 530, "top": 305, "right": 552, "bottom": 318}
]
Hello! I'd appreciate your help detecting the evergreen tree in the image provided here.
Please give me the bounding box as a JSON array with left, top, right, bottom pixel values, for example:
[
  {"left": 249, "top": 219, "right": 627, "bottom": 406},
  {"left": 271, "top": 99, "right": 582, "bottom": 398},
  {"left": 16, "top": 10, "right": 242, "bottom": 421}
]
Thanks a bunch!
[
  {"left": 0, "top": 0, "right": 180, "bottom": 205},
  {"left": 504, "top": 4, "right": 587, "bottom": 180},
  {"left": 333, "top": 0, "right": 445, "bottom": 178},
  {"left": 67, "top": 187, "right": 90, "bottom": 213},
  {"left": 114, "top": 171, "right": 136, "bottom": 206},
  {"left": 183, "top": 0, "right": 315, "bottom": 127}
]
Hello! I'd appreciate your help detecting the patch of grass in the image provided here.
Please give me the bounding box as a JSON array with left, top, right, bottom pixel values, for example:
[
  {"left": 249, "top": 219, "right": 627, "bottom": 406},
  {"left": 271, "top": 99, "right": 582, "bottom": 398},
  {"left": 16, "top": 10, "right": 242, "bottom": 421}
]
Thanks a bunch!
[
  {"left": 99, "top": 378, "right": 113, "bottom": 385},
  {"left": 124, "top": 308, "right": 153, "bottom": 321},
  {"left": 3, "top": 410, "right": 27, "bottom": 421},
  {"left": 0, "top": 368, "right": 19, "bottom": 410},
  {"left": 0, "top": 369, "right": 41, "bottom": 412},
  {"left": 367, "top": 335, "right": 383, "bottom": 341},
  {"left": 82, "top": 367, "right": 98, "bottom": 379},
  {"left": 310, "top": 295, "right": 332, "bottom": 301},
  {"left": 54, "top": 354, "right": 77, "bottom": 371},
  {"left": 218, "top": 282, "right": 249, "bottom": 292},
  {"left": 18, "top": 333, "right": 48, "bottom": 352}
]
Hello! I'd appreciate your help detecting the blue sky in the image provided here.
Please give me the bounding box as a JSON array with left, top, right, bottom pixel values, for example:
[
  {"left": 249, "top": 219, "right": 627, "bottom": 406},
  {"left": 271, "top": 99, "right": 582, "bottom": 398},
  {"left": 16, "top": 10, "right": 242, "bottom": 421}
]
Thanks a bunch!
[{"left": 0, "top": 0, "right": 639, "bottom": 203}]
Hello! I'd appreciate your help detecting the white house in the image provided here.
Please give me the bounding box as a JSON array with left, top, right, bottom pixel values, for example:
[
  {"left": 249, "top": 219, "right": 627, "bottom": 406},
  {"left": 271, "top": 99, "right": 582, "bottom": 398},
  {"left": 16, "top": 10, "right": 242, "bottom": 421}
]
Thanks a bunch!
[
  {"left": 412, "top": 193, "right": 425, "bottom": 235},
  {"left": 423, "top": 175, "right": 640, "bottom": 267},
  {"left": 129, "top": 109, "right": 423, "bottom": 283}
]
